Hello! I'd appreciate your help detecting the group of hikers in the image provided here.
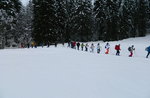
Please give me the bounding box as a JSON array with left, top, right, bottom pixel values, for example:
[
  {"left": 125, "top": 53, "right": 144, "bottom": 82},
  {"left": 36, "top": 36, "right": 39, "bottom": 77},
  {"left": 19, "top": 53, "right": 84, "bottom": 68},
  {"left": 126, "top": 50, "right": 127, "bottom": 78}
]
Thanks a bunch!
[
  {"left": 68, "top": 41, "right": 150, "bottom": 58},
  {"left": 20, "top": 40, "right": 150, "bottom": 58},
  {"left": 20, "top": 41, "right": 58, "bottom": 48}
]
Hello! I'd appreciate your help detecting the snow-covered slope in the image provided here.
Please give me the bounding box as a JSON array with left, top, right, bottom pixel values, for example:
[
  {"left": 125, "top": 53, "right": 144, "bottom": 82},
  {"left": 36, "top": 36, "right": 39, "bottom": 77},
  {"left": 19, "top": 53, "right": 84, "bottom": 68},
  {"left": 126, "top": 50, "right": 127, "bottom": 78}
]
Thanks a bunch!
[{"left": 0, "top": 36, "right": 150, "bottom": 98}]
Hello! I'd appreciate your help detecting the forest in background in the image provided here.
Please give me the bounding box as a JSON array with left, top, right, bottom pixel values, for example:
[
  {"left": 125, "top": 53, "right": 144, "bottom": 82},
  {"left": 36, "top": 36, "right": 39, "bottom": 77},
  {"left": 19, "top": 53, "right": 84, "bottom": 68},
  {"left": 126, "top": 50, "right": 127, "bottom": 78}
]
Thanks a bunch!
[{"left": 0, "top": 0, "right": 150, "bottom": 48}]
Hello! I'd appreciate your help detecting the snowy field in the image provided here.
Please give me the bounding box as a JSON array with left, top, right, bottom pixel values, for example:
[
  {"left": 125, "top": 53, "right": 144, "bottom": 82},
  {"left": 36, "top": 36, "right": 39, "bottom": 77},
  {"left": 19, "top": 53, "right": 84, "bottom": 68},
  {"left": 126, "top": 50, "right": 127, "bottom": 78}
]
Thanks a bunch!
[{"left": 0, "top": 36, "right": 150, "bottom": 98}]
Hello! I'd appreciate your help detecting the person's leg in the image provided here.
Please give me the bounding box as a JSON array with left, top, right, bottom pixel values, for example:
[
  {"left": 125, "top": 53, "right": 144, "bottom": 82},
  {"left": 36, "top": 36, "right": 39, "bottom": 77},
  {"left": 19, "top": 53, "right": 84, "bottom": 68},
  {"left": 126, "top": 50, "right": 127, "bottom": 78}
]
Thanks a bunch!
[
  {"left": 97, "top": 49, "right": 99, "bottom": 53},
  {"left": 118, "top": 50, "right": 120, "bottom": 56},
  {"left": 107, "top": 49, "right": 109, "bottom": 54},
  {"left": 129, "top": 52, "right": 133, "bottom": 57},
  {"left": 131, "top": 52, "right": 133, "bottom": 57},
  {"left": 105, "top": 49, "right": 109, "bottom": 54},
  {"left": 146, "top": 52, "right": 150, "bottom": 58},
  {"left": 130, "top": 52, "right": 133, "bottom": 57}
]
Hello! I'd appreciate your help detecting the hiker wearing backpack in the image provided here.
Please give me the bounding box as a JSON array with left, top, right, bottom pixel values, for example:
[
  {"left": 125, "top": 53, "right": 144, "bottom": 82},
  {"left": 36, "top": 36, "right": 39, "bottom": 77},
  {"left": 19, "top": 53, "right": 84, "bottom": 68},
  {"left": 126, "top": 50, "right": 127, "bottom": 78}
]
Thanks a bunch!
[
  {"left": 145, "top": 46, "right": 150, "bottom": 58},
  {"left": 128, "top": 45, "right": 135, "bottom": 57},
  {"left": 115, "top": 44, "right": 121, "bottom": 56},
  {"left": 105, "top": 43, "right": 110, "bottom": 54},
  {"left": 97, "top": 43, "right": 101, "bottom": 54}
]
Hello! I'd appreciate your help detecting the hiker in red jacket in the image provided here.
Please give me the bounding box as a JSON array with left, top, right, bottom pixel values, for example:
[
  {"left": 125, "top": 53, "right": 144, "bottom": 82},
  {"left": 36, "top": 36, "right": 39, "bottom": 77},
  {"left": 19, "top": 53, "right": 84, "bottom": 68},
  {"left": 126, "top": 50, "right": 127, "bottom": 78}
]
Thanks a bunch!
[
  {"left": 115, "top": 44, "right": 121, "bottom": 56},
  {"left": 73, "top": 41, "right": 76, "bottom": 49}
]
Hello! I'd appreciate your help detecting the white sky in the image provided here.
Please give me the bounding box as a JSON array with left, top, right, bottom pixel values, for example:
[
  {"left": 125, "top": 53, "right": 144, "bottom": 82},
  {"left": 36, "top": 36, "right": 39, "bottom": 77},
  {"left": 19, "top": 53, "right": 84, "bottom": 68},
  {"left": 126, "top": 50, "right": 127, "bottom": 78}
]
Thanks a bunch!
[
  {"left": 20, "top": 0, "right": 29, "bottom": 6},
  {"left": 20, "top": 0, "right": 94, "bottom": 6}
]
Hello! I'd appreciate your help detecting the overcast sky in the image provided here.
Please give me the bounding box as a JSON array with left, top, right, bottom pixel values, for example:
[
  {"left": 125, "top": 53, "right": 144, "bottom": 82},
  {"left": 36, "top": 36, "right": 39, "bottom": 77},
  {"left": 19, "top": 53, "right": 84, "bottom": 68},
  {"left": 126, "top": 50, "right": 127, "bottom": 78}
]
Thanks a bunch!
[
  {"left": 20, "top": 0, "right": 29, "bottom": 6},
  {"left": 20, "top": 0, "right": 94, "bottom": 6}
]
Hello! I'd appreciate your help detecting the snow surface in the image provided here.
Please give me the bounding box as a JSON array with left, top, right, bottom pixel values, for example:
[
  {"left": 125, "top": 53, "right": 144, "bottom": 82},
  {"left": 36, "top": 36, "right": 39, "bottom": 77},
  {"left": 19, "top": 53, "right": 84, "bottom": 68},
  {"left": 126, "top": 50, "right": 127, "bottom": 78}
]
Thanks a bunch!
[{"left": 0, "top": 36, "right": 150, "bottom": 98}]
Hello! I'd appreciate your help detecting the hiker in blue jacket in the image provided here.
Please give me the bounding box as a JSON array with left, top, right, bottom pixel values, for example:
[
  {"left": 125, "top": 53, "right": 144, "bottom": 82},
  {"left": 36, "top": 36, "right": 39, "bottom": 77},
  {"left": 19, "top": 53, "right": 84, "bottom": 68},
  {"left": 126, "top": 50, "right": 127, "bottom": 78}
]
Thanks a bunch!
[{"left": 145, "top": 46, "right": 150, "bottom": 58}]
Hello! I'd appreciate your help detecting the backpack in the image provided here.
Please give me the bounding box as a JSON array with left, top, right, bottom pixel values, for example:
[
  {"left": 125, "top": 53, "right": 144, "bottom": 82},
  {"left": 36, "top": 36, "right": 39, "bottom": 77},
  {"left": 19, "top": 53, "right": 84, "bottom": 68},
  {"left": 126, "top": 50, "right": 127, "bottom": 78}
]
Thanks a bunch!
[
  {"left": 145, "top": 47, "right": 148, "bottom": 51},
  {"left": 128, "top": 47, "right": 131, "bottom": 51},
  {"left": 145, "top": 47, "right": 150, "bottom": 52},
  {"left": 115, "top": 45, "right": 118, "bottom": 50}
]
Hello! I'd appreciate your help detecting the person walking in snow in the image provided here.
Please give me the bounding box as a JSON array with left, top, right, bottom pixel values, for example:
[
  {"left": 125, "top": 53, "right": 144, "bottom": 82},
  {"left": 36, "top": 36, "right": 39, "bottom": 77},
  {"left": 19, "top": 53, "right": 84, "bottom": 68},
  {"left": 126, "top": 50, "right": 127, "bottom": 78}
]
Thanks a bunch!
[
  {"left": 81, "top": 43, "right": 84, "bottom": 51},
  {"left": 55, "top": 42, "right": 57, "bottom": 47},
  {"left": 77, "top": 42, "right": 80, "bottom": 50},
  {"left": 71, "top": 41, "right": 73, "bottom": 48},
  {"left": 27, "top": 43, "right": 30, "bottom": 48},
  {"left": 31, "top": 41, "right": 35, "bottom": 48},
  {"left": 34, "top": 42, "right": 37, "bottom": 48},
  {"left": 47, "top": 41, "right": 50, "bottom": 48},
  {"left": 145, "top": 46, "right": 150, "bottom": 58},
  {"left": 97, "top": 43, "right": 101, "bottom": 54},
  {"left": 115, "top": 44, "right": 121, "bottom": 56},
  {"left": 90, "top": 43, "right": 95, "bottom": 53},
  {"left": 85, "top": 43, "right": 89, "bottom": 52},
  {"left": 128, "top": 45, "right": 135, "bottom": 57},
  {"left": 73, "top": 41, "right": 76, "bottom": 49},
  {"left": 62, "top": 42, "right": 64, "bottom": 46},
  {"left": 105, "top": 43, "right": 110, "bottom": 54},
  {"left": 68, "top": 41, "right": 71, "bottom": 47},
  {"left": 41, "top": 42, "right": 44, "bottom": 48}
]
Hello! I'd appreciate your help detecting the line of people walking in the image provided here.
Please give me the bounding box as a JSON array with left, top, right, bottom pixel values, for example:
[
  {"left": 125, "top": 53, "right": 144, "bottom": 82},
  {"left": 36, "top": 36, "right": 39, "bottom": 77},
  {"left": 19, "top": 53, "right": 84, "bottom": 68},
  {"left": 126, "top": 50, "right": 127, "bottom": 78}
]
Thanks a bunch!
[
  {"left": 68, "top": 41, "right": 150, "bottom": 58},
  {"left": 19, "top": 40, "right": 150, "bottom": 59}
]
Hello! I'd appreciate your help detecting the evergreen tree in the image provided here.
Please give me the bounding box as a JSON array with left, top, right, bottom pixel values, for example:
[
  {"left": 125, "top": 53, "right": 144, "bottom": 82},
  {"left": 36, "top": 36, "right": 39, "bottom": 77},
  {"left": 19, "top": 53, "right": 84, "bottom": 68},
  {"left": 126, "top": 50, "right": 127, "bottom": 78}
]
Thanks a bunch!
[
  {"left": 13, "top": 0, "right": 33, "bottom": 45},
  {"left": 137, "top": 0, "right": 148, "bottom": 36},
  {"left": 0, "top": 0, "right": 21, "bottom": 48},
  {"left": 94, "top": 0, "right": 106, "bottom": 40},
  {"left": 72, "top": 0, "right": 93, "bottom": 41},
  {"left": 65, "top": 0, "right": 76, "bottom": 42},
  {"left": 94, "top": 0, "right": 121, "bottom": 41},
  {"left": 11, "top": 7, "right": 26, "bottom": 45},
  {"left": 147, "top": 0, "right": 150, "bottom": 34},
  {"left": 105, "top": 0, "right": 121, "bottom": 41},
  {"left": 55, "top": 0, "right": 67, "bottom": 42},
  {"left": 32, "top": 0, "right": 57, "bottom": 45},
  {"left": 25, "top": 0, "right": 33, "bottom": 43},
  {"left": 120, "top": 0, "right": 136, "bottom": 38}
]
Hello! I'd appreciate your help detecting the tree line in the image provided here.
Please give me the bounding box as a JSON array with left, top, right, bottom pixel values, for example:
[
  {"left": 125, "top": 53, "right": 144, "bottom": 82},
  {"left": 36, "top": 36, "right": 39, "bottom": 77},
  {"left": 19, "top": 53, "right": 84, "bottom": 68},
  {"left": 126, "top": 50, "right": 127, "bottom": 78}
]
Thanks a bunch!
[{"left": 0, "top": 0, "right": 150, "bottom": 48}]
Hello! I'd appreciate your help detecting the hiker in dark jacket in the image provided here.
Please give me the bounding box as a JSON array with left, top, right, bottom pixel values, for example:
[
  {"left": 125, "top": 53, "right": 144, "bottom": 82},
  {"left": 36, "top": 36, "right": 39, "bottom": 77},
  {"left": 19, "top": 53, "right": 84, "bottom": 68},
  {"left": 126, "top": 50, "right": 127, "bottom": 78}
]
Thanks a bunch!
[
  {"left": 27, "top": 43, "right": 30, "bottom": 48},
  {"left": 128, "top": 45, "right": 135, "bottom": 57},
  {"left": 77, "top": 42, "right": 80, "bottom": 50},
  {"left": 55, "top": 42, "right": 57, "bottom": 47},
  {"left": 85, "top": 43, "right": 89, "bottom": 51},
  {"left": 47, "top": 41, "right": 50, "bottom": 48},
  {"left": 145, "top": 46, "right": 150, "bottom": 58},
  {"left": 97, "top": 43, "right": 101, "bottom": 54},
  {"left": 68, "top": 41, "right": 71, "bottom": 47}
]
